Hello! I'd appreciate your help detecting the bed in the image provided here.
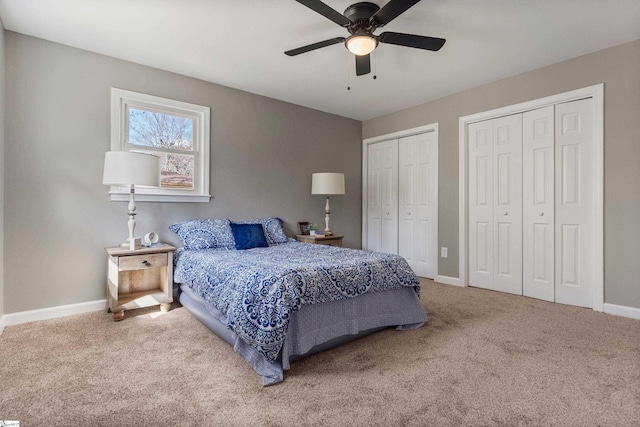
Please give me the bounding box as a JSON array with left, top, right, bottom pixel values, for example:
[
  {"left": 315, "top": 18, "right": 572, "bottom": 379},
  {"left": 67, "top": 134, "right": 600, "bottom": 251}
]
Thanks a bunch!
[{"left": 170, "top": 218, "right": 427, "bottom": 385}]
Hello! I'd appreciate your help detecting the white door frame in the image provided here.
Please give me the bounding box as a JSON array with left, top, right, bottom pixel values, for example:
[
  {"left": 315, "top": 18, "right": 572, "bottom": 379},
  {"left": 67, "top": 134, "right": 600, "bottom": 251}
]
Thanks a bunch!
[
  {"left": 458, "top": 84, "right": 604, "bottom": 311},
  {"left": 362, "top": 123, "right": 439, "bottom": 279}
]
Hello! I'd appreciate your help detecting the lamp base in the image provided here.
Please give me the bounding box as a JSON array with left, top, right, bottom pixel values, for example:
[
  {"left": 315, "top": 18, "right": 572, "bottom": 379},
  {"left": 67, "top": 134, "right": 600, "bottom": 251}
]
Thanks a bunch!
[
  {"left": 324, "top": 230, "right": 333, "bottom": 236},
  {"left": 121, "top": 237, "right": 142, "bottom": 250}
]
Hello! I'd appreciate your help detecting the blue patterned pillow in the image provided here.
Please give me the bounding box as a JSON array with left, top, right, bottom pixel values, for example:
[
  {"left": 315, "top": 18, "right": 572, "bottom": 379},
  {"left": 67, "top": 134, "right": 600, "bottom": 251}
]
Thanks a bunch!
[
  {"left": 169, "top": 219, "right": 235, "bottom": 250},
  {"left": 234, "top": 218, "right": 288, "bottom": 246},
  {"left": 230, "top": 223, "right": 269, "bottom": 250}
]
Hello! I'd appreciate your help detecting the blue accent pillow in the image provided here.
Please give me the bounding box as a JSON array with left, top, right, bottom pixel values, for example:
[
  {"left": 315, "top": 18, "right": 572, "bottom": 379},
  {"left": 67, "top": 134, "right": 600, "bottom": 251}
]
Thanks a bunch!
[
  {"left": 169, "top": 219, "right": 235, "bottom": 250},
  {"left": 233, "top": 217, "right": 288, "bottom": 246},
  {"left": 230, "top": 223, "right": 269, "bottom": 250}
]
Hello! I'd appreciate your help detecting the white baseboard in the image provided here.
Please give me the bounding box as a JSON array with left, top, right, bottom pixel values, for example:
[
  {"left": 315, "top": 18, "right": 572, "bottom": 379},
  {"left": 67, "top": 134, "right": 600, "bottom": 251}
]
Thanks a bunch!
[
  {"left": 603, "top": 303, "right": 640, "bottom": 320},
  {"left": 435, "top": 275, "right": 464, "bottom": 287},
  {"left": 4, "top": 299, "right": 107, "bottom": 327},
  {"left": 1, "top": 296, "right": 634, "bottom": 334}
]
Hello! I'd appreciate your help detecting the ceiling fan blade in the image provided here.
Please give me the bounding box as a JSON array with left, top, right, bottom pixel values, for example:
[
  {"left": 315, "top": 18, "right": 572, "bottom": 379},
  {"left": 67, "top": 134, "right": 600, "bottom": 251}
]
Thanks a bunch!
[
  {"left": 378, "top": 32, "right": 446, "bottom": 51},
  {"left": 285, "top": 37, "right": 345, "bottom": 56},
  {"left": 355, "top": 54, "right": 371, "bottom": 76},
  {"left": 371, "top": 0, "right": 421, "bottom": 27},
  {"left": 295, "top": 0, "right": 351, "bottom": 27}
]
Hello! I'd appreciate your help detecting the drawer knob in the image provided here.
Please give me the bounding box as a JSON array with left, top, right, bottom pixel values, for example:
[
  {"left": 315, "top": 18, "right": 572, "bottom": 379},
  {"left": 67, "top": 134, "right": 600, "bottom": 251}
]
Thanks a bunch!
[{"left": 142, "top": 260, "right": 150, "bottom": 266}]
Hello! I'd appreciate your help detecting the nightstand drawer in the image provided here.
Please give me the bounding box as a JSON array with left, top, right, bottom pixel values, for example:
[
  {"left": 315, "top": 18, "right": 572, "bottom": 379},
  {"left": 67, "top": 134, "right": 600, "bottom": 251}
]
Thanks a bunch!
[
  {"left": 118, "top": 253, "right": 167, "bottom": 271},
  {"left": 319, "top": 240, "right": 342, "bottom": 247},
  {"left": 296, "top": 234, "right": 344, "bottom": 247}
]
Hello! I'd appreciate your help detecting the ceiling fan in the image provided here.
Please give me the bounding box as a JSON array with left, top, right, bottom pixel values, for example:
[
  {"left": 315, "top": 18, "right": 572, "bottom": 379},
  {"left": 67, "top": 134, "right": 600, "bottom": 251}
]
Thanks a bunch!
[{"left": 284, "top": 0, "right": 446, "bottom": 76}]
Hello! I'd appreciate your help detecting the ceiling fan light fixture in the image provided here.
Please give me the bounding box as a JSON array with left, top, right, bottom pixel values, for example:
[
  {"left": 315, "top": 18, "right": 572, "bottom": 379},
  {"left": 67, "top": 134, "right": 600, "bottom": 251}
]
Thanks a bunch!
[
  {"left": 286, "top": 1, "right": 447, "bottom": 77},
  {"left": 345, "top": 34, "right": 377, "bottom": 56}
]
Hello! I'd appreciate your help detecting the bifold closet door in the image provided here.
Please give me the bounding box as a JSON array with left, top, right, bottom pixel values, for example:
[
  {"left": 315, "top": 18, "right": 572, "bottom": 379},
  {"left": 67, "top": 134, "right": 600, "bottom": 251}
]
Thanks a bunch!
[
  {"left": 523, "top": 106, "right": 555, "bottom": 302},
  {"left": 468, "top": 97, "right": 596, "bottom": 307},
  {"left": 398, "top": 132, "right": 436, "bottom": 278},
  {"left": 468, "top": 119, "right": 494, "bottom": 289},
  {"left": 367, "top": 139, "right": 398, "bottom": 254},
  {"left": 492, "top": 115, "right": 523, "bottom": 294},
  {"left": 469, "top": 114, "right": 523, "bottom": 294},
  {"left": 555, "top": 98, "right": 595, "bottom": 308}
]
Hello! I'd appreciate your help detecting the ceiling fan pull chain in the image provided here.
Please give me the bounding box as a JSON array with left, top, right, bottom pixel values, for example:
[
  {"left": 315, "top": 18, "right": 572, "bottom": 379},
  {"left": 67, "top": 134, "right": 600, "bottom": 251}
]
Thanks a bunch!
[
  {"left": 373, "top": 50, "right": 377, "bottom": 80},
  {"left": 346, "top": 50, "right": 352, "bottom": 90}
]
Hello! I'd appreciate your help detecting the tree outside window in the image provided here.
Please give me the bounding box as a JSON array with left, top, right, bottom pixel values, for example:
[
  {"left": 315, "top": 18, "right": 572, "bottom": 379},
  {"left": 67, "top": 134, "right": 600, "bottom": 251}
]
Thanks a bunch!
[{"left": 129, "top": 108, "right": 195, "bottom": 190}]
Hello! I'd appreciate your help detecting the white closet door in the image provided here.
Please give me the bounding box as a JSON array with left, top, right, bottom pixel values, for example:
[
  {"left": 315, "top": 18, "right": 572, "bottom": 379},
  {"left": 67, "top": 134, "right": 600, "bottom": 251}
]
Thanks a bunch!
[
  {"left": 469, "top": 115, "right": 523, "bottom": 293},
  {"left": 555, "top": 98, "right": 595, "bottom": 308},
  {"left": 468, "top": 120, "right": 494, "bottom": 289},
  {"left": 367, "top": 140, "right": 398, "bottom": 254},
  {"left": 380, "top": 139, "right": 399, "bottom": 254},
  {"left": 367, "top": 142, "right": 383, "bottom": 252},
  {"left": 523, "top": 106, "right": 555, "bottom": 301},
  {"left": 399, "top": 132, "right": 436, "bottom": 278},
  {"left": 492, "top": 114, "right": 523, "bottom": 295}
]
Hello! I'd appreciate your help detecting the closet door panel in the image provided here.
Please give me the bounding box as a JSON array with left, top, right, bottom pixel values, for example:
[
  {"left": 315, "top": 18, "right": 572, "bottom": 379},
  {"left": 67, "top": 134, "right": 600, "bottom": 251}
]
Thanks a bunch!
[
  {"left": 367, "top": 142, "right": 383, "bottom": 252},
  {"left": 380, "top": 139, "right": 399, "bottom": 255},
  {"left": 399, "top": 136, "right": 417, "bottom": 265},
  {"left": 468, "top": 120, "right": 494, "bottom": 289},
  {"left": 523, "top": 106, "right": 555, "bottom": 302},
  {"left": 555, "top": 98, "right": 594, "bottom": 308},
  {"left": 492, "top": 114, "right": 523, "bottom": 295},
  {"left": 399, "top": 132, "right": 436, "bottom": 278},
  {"left": 417, "top": 133, "right": 436, "bottom": 278}
]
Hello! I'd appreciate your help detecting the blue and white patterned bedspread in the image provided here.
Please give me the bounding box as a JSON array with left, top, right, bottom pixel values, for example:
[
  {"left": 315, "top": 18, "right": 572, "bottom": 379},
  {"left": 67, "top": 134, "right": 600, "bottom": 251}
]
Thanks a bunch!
[{"left": 174, "top": 241, "right": 420, "bottom": 361}]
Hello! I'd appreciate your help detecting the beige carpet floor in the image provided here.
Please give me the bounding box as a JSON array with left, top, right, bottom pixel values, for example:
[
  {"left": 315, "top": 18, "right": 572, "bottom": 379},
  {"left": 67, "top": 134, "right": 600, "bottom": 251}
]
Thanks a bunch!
[{"left": 1, "top": 279, "right": 639, "bottom": 426}]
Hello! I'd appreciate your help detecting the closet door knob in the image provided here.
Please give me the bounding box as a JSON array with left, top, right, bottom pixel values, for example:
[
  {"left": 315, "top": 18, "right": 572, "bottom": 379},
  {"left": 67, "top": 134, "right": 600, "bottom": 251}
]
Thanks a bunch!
[
  {"left": 503, "top": 212, "right": 509, "bottom": 216},
  {"left": 408, "top": 212, "right": 411, "bottom": 216},
  {"left": 539, "top": 212, "right": 545, "bottom": 216}
]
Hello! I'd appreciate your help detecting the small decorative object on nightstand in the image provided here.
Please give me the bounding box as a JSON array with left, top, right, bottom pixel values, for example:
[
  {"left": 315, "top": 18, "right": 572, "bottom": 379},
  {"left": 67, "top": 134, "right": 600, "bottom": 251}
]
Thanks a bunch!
[
  {"left": 105, "top": 244, "right": 176, "bottom": 321},
  {"left": 296, "top": 234, "right": 344, "bottom": 247},
  {"left": 308, "top": 223, "right": 319, "bottom": 236}
]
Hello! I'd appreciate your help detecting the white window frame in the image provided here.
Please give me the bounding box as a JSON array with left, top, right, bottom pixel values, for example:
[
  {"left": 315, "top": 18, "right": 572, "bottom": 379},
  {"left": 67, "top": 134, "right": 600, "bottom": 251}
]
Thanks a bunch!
[{"left": 109, "top": 88, "right": 211, "bottom": 202}]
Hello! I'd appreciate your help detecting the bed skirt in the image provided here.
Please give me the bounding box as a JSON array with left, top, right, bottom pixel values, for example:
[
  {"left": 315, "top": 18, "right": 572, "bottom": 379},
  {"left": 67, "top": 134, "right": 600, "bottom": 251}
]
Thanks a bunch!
[{"left": 179, "top": 284, "right": 427, "bottom": 385}]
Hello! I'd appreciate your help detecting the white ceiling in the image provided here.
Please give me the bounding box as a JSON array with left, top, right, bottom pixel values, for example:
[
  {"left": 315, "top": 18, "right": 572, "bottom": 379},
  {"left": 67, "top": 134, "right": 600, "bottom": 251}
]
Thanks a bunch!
[{"left": 1, "top": 0, "right": 639, "bottom": 121}]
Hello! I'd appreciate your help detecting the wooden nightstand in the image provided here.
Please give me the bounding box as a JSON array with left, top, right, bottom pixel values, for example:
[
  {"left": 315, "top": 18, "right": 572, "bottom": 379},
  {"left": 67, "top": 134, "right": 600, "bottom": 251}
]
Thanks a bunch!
[
  {"left": 105, "top": 244, "right": 176, "bottom": 321},
  {"left": 296, "top": 234, "right": 344, "bottom": 247}
]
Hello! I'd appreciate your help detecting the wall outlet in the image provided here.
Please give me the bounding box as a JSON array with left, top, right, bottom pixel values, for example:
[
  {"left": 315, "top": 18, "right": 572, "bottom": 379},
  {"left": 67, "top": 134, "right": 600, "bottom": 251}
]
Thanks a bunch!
[{"left": 441, "top": 247, "right": 448, "bottom": 258}]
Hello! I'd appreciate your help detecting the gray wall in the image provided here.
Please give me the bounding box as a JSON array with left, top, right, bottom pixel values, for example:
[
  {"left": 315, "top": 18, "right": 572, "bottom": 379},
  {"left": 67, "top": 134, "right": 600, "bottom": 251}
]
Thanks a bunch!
[
  {"left": 0, "top": 20, "right": 5, "bottom": 319},
  {"left": 363, "top": 39, "right": 640, "bottom": 309},
  {"left": 4, "top": 32, "right": 362, "bottom": 313}
]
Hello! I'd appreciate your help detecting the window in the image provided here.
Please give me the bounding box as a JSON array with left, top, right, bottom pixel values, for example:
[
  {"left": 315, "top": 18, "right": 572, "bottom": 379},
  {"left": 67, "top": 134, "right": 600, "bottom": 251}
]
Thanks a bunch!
[{"left": 109, "top": 88, "right": 211, "bottom": 202}]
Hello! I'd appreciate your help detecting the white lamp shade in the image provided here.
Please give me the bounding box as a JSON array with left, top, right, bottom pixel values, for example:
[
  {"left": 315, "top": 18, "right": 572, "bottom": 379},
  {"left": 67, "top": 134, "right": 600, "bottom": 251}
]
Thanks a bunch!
[
  {"left": 311, "top": 173, "right": 345, "bottom": 195},
  {"left": 102, "top": 151, "right": 160, "bottom": 187}
]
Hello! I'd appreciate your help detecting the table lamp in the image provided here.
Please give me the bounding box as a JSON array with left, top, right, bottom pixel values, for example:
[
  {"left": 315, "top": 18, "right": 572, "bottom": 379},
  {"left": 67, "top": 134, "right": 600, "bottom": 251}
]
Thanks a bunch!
[
  {"left": 311, "top": 172, "right": 345, "bottom": 235},
  {"left": 102, "top": 151, "right": 160, "bottom": 249}
]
